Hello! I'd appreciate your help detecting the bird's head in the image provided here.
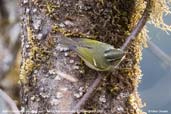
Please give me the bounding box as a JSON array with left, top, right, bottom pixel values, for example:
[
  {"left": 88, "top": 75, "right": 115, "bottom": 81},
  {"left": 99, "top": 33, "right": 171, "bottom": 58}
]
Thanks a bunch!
[{"left": 104, "top": 48, "right": 126, "bottom": 66}]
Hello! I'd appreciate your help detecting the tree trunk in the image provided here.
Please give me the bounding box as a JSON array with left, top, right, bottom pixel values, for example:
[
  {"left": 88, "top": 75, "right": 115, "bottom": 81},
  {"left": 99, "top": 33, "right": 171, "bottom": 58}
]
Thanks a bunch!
[{"left": 19, "top": 0, "right": 146, "bottom": 114}]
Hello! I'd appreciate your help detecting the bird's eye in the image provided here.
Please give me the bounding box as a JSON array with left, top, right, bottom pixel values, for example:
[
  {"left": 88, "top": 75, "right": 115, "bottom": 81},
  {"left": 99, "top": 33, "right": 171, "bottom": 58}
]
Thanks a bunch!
[{"left": 104, "top": 48, "right": 125, "bottom": 66}]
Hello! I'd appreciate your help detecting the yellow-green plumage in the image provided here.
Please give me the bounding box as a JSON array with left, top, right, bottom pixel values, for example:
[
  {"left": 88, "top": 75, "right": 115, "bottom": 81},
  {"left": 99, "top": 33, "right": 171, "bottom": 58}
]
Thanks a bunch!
[{"left": 59, "top": 38, "right": 125, "bottom": 71}]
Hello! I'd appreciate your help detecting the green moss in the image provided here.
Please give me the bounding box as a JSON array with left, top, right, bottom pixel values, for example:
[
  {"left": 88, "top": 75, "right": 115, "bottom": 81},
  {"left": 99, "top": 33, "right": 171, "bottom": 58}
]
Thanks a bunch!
[
  {"left": 45, "top": 1, "right": 60, "bottom": 18},
  {"left": 150, "top": 0, "right": 171, "bottom": 32},
  {"left": 20, "top": 58, "right": 35, "bottom": 84},
  {"left": 20, "top": 25, "right": 55, "bottom": 84},
  {"left": 52, "top": 24, "right": 96, "bottom": 39},
  {"left": 26, "top": 0, "right": 171, "bottom": 113}
]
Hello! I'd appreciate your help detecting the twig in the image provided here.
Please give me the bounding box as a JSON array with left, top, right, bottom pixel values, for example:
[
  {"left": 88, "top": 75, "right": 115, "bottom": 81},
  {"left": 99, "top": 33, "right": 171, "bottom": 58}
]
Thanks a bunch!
[
  {"left": 121, "top": 0, "right": 151, "bottom": 50},
  {"left": 73, "top": 0, "right": 152, "bottom": 111},
  {"left": 73, "top": 74, "right": 102, "bottom": 111}
]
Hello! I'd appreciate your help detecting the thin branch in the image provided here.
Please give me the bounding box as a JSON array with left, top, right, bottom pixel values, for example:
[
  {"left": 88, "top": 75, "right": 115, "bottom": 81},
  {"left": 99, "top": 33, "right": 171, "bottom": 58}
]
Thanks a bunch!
[
  {"left": 73, "top": 74, "right": 102, "bottom": 111},
  {"left": 74, "top": 0, "right": 152, "bottom": 111},
  {"left": 121, "top": 0, "right": 151, "bottom": 50}
]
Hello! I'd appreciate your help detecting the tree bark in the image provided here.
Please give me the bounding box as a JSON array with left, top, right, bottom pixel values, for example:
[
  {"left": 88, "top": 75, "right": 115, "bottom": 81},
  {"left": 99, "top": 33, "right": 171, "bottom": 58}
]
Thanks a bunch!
[{"left": 19, "top": 0, "right": 147, "bottom": 114}]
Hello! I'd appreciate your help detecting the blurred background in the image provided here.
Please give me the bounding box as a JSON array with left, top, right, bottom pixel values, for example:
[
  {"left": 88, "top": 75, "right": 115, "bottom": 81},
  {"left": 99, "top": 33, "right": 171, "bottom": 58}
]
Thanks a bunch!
[
  {"left": 0, "top": 0, "right": 170, "bottom": 113},
  {"left": 0, "top": 0, "right": 20, "bottom": 111},
  {"left": 139, "top": 16, "right": 171, "bottom": 113}
]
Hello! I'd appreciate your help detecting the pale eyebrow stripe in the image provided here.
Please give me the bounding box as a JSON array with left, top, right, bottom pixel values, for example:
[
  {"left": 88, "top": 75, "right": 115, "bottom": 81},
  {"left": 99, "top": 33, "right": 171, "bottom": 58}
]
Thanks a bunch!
[{"left": 104, "top": 48, "right": 115, "bottom": 53}]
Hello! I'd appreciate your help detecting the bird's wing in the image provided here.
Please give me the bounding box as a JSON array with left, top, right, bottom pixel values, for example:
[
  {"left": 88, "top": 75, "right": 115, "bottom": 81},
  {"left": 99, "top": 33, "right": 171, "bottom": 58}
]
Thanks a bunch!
[
  {"left": 74, "top": 45, "right": 110, "bottom": 71},
  {"left": 71, "top": 38, "right": 101, "bottom": 47},
  {"left": 74, "top": 46, "right": 94, "bottom": 65}
]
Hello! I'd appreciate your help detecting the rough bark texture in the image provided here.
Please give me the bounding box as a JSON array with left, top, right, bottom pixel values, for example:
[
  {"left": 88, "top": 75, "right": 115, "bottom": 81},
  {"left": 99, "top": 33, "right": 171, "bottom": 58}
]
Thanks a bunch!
[{"left": 19, "top": 0, "right": 146, "bottom": 114}]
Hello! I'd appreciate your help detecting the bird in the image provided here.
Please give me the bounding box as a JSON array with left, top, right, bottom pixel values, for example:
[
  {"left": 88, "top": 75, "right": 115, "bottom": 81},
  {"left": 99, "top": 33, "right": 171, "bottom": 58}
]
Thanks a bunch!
[{"left": 58, "top": 37, "right": 125, "bottom": 71}]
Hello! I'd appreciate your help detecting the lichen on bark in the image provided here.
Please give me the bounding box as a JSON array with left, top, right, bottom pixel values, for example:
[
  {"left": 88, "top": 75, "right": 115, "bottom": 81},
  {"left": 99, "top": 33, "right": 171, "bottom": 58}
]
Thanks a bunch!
[{"left": 19, "top": 0, "right": 153, "bottom": 114}]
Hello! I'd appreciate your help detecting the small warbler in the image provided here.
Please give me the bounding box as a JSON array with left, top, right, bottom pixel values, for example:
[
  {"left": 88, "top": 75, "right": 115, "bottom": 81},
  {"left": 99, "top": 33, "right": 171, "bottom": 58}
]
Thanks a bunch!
[{"left": 59, "top": 38, "right": 125, "bottom": 71}]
